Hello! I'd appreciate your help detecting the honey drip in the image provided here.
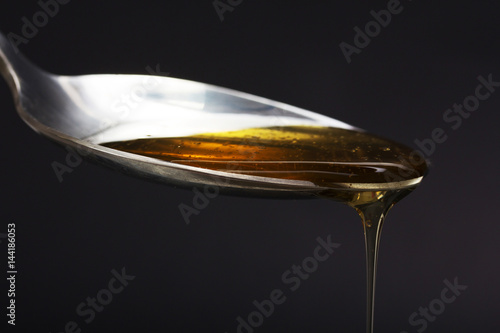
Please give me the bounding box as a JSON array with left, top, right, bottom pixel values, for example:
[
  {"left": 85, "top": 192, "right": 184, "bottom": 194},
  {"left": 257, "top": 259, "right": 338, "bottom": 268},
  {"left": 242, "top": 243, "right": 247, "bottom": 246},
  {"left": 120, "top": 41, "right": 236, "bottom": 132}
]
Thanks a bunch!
[{"left": 102, "top": 125, "right": 427, "bottom": 332}]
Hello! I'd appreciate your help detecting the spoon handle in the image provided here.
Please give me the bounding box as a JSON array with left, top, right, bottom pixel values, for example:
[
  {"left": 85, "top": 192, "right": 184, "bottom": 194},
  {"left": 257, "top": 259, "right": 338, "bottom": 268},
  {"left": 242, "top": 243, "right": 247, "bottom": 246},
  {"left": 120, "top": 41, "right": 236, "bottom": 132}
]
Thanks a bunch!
[
  {"left": 0, "top": 33, "right": 16, "bottom": 89},
  {"left": 0, "top": 31, "right": 48, "bottom": 94},
  {"left": 0, "top": 32, "right": 22, "bottom": 90}
]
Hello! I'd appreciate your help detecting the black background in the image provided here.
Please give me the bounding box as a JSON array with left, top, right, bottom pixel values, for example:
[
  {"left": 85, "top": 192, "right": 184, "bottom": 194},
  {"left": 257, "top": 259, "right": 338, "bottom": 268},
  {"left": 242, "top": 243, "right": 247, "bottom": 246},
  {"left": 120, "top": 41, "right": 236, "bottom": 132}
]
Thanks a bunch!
[{"left": 1, "top": 1, "right": 499, "bottom": 332}]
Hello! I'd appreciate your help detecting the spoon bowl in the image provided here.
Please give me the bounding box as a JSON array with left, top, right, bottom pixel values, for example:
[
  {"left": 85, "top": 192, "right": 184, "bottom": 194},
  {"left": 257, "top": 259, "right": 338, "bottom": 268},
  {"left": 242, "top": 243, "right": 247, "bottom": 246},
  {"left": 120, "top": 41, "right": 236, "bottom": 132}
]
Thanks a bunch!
[{"left": 0, "top": 32, "right": 422, "bottom": 197}]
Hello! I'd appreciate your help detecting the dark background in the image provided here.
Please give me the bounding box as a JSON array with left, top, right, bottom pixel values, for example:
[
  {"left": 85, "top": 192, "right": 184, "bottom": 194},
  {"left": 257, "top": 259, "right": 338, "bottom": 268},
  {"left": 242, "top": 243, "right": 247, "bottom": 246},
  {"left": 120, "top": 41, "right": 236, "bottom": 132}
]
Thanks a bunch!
[{"left": 1, "top": 1, "right": 499, "bottom": 332}]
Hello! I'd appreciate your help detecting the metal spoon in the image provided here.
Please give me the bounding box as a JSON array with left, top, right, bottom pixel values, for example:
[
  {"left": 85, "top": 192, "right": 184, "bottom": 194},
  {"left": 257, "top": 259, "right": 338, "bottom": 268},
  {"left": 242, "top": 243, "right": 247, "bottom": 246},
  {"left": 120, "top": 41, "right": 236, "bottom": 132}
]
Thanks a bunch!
[{"left": 0, "top": 32, "right": 421, "bottom": 197}]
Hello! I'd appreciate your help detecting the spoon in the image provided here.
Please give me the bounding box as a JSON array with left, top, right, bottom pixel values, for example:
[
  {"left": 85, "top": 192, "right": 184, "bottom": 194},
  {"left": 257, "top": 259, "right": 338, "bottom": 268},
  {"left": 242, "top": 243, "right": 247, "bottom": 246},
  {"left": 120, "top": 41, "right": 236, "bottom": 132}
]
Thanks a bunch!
[
  {"left": 1, "top": 31, "right": 428, "bottom": 333},
  {"left": 0, "top": 32, "right": 422, "bottom": 198}
]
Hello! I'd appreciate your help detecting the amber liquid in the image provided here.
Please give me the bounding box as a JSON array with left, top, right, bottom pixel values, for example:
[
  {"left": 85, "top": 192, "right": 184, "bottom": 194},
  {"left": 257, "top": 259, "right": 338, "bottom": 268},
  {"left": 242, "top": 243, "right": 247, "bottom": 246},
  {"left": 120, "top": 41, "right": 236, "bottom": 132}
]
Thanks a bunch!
[{"left": 102, "top": 125, "right": 427, "bottom": 332}]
